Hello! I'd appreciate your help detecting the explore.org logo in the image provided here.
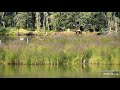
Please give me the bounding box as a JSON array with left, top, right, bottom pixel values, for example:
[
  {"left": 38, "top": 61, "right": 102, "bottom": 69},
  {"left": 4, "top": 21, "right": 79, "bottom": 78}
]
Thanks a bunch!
[{"left": 98, "top": 70, "right": 119, "bottom": 75}]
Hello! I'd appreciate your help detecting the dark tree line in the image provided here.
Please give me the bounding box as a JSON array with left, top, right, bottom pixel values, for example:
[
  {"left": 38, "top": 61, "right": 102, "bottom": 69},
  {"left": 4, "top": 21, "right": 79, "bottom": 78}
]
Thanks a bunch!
[{"left": 0, "top": 12, "right": 120, "bottom": 34}]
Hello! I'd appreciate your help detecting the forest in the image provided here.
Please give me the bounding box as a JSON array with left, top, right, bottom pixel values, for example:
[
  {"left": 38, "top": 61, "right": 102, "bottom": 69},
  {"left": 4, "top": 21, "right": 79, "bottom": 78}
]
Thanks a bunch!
[
  {"left": 1, "top": 12, "right": 120, "bottom": 78},
  {"left": 0, "top": 12, "right": 120, "bottom": 35},
  {"left": 0, "top": 12, "right": 120, "bottom": 66}
]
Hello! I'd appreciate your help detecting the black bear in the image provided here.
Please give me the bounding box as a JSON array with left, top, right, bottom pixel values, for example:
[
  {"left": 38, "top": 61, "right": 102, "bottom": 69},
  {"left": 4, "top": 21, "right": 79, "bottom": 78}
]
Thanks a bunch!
[
  {"left": 80, "top": 26, "right": 84, "bottom": 32},
  {"left": 75, "top": 29, "right": 82, "bottom": 34}
]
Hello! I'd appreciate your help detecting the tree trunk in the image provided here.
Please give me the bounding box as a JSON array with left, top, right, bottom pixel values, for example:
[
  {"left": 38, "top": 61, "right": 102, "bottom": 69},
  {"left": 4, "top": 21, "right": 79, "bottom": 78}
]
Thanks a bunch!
[
  {"left": 106, "top": 12, "right": 113, "bottom": 34},
  {"left": 1, "top": 12, "right": 5, "bottom": 28},
  {"left": 46, "top": 16, "right": 50, "bottom": 31},
  {"left": 43, "top": 12, "right": 48, "bottom": 34},
  {"left": 2, "top": 21, "right": 5, "bottom": 28},
  {"left": 13, "top": 12, "right": 17, "bottom": 27},
  {"left": 113, "top": 15, "right": 118, "bottom": 34},
  {"left": 108, "top": 20, "right": 112, "bottom": 34},
  {"left": 43, "top": 16, "right": 46, "bottom": 33},
  {"left": 35, "top": 12, "right": 41, "bottom": 31},
  {"left": 31, "top": 12, "right": 36, "bottom": 29}
]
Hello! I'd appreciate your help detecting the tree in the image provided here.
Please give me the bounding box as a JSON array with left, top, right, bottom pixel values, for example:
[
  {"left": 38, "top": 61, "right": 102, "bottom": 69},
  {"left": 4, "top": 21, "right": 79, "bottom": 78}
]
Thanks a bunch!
[
  {"left": 0, "top": 12, "right": 119, "bottom": 34},
  {"left": 14, "top": 12, "right": 31, "bottom": 29},
  {"left": 0, "top": 12, "right": 5, "bottom": 28},
  {"left": 113, "top": 13, "right": 119, "bottom": 34},
  {"left": 106, "top": 12, "right": 113, "bottom": 34},
  {"left": 35, "top": 12, "right": 41, "bottom": 31},
  {"left": 43, "top": 12, "right": 48, "bottom": 33}
]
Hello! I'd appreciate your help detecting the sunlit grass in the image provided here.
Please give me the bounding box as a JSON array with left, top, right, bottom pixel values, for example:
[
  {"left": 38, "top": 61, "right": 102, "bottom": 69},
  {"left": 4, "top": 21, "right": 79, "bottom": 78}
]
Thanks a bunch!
[{"left": 0, "top": 34, "right": 120, "bottom": 65}]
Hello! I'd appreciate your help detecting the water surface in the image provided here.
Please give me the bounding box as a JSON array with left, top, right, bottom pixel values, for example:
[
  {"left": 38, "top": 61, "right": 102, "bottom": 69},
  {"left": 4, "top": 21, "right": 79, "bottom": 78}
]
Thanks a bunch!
[{"left": 0, "top": 65, "right": 119, "bottom": 78}]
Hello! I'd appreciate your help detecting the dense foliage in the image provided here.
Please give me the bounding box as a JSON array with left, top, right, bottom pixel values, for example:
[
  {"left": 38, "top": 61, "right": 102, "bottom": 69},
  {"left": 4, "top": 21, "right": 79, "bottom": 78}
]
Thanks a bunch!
[{"left": 0, "top": 12, "right": 120, "bottom": 33}]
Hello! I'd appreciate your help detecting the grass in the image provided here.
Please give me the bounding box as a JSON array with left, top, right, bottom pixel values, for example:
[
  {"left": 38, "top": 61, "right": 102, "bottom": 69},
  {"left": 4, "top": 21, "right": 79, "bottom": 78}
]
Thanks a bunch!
[
  {"left": 3, "top": 27, "right": 76, "bottom": 36},
  {"left": 0, "top": 33, "right": 120, "bottom": 65},
  {"left": 3, "top": 28, "right": 43, "bottom": 36}
]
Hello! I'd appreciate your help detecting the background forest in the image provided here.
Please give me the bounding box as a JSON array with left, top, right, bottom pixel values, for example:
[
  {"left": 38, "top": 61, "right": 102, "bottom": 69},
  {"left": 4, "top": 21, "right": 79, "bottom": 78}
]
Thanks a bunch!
[{"left": 0, "top": 12, "right": 120, "bottom": 34}]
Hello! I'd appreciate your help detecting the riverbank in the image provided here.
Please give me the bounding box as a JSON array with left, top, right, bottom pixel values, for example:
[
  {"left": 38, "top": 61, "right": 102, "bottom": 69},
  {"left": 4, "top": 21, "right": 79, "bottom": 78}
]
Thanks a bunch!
[
  {"left": 0, "top": 34, "right": 120, "bottom": 65},
  {"left": 0, "top": 27, "right": 103, "bottom": 36}
]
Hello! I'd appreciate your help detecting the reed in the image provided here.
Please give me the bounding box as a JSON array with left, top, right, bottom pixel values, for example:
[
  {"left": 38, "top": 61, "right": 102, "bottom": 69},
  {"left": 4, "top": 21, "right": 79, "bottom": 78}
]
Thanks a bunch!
[{"left": 0, "top": 34, "right": 120, "bottom": 65}]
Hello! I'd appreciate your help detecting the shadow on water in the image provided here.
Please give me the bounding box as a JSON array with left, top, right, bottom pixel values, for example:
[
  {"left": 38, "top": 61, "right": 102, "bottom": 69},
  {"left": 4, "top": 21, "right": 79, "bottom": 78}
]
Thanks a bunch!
[
  {"left": 10, "top": 65, "right": 20, "bottom": 73},
  {"left": 82, "top": 64, "right": 91, "bottom": 72}
]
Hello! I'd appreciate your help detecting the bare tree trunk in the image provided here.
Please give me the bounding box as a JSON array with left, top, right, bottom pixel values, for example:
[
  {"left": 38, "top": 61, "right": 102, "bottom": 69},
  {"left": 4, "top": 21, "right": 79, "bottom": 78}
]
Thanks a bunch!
[
  {"left": 46, "top": 17, "right": 49, "bottom": 31},
  {"left": 113, "top": 15, "right": 118, "bottom": 34},
  {"left": 108, "top": 20, "right": 112, "bottom": 34},
  {"left": 105, "top": 12, "right": 113, "bottom": 34},
  {"left": 1, "top": 12, "right": 5, "bottom": 28},
  {"left": 43, "top": 15, "right": 46, "bottom": 33},
  {"left": 2, "top": 21, "right": 5, "bottom": 28},
  {"left": 35, "top": 12, "right": 41, "bottom": 31},
  {"left": 43, "top": 12, "right": 48, "bottom": 34},
  {"left": 14, "top": 12, "right": 17, "bottom": 27}
]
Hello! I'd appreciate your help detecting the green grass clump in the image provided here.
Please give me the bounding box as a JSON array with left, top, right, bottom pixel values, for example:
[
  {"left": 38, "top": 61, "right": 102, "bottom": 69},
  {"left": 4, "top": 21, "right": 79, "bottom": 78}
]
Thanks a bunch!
[{"left": 0, "top": 34, "right": 120, "bottom": 65}]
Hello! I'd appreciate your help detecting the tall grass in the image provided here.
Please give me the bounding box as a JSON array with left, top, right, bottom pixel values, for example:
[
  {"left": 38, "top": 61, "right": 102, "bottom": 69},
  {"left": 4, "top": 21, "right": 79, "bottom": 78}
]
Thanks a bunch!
[{"left": 0, "top": 34, "right": 120, "bottom": 65}]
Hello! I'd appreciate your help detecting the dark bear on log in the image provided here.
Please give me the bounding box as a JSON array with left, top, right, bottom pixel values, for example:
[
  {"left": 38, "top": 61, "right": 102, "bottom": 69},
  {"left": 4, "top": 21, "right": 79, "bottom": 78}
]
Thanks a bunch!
[
  {"left": 80, "top": 26, "right": 84, "bottom": 32},
  {"left": 75, "top": 26, "right": 84, "bottom": 34},
  {"left": 24, "top": 32, "right": 35, "bottom": 36}
]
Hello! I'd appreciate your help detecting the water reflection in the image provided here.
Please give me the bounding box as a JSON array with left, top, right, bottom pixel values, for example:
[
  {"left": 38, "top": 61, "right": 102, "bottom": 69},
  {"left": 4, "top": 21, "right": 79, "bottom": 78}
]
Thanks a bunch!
[
  {"left": 0, "top": 39, "right": 2, "bottom": 45},
  {"left": 0, "top": 65, "right": 119, "bottom": 78},
  {"left": 82, "top": 64, "right": 91, "bottom": 72},
  {"left": 19, "top": 37, "right": 31, "bottom": 44},
  {"left": 0, "top": 35, "right": 17, "bottom": 44},
  {"left": 0, "top": 35, "right": 34, "bottom": 44}
]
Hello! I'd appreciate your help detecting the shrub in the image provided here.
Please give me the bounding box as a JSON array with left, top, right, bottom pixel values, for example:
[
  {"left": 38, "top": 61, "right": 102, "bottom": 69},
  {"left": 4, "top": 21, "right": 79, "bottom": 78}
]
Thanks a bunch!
[{"left": 0, "top": 27, "right": 7, "bottom": 33}]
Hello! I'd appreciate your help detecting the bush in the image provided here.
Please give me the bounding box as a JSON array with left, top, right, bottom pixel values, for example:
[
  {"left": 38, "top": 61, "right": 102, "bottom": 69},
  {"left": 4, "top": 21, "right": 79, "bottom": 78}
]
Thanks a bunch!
[
  {"left": 27, "top": 28, "right": 35, "bottom": 31},
  {"left": 0, "top": 27, "right": 7, "bottom": 33},
  {"left": 0, "top": 48, "right": 5, "bottom": 63}
]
